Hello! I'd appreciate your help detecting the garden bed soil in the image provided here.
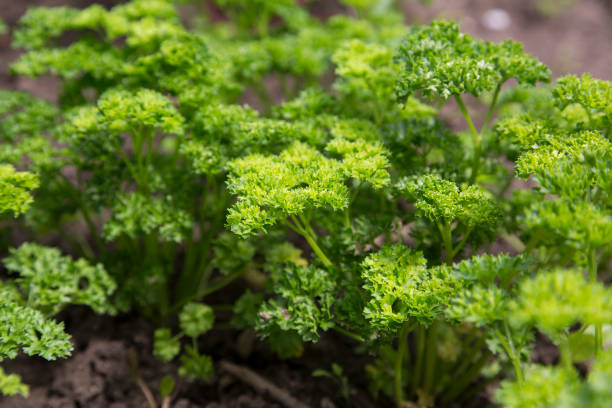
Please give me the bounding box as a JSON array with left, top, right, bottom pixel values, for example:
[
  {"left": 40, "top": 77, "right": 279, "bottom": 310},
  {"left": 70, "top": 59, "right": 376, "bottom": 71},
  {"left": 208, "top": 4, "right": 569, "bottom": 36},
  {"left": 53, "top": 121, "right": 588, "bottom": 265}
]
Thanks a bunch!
[{"left": 1, "top": 0, "right": 611, "bottom": 407}]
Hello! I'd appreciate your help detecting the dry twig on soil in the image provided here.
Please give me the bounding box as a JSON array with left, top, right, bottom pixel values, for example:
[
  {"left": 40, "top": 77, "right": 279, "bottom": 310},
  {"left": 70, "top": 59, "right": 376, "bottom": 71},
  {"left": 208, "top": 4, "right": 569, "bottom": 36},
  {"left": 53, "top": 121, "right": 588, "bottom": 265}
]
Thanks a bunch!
[{"left": 219, "top": 361, "right": 312, "bottom": 408}]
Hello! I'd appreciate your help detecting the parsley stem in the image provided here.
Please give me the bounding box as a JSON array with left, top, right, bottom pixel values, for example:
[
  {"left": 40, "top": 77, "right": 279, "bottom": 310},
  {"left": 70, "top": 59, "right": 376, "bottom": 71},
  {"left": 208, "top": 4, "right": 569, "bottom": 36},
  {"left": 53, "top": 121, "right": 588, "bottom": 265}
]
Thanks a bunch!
[
  {"left": 481, "top": 81, "right": 503, "bottom": 133},
  {"left": 440, "top": 329, "right": 485, "bottom": 394},
  {"left": 171, "top": 269, "right": 244, "bottom": 314},
  {"left": 443, "top": 349, "right": 491, "bottom": 403},
  {"left": 493, "top": 325, "right": 522, "bottom": 383},
  {"left": 587, "top": 247, "right": 603, "bottom": 354},
  {"left": 292, "top": 214, "right": 334, "bottom": 268},
  {"left": 560, "top": 334, "right": 573, "bottom": 372},
  {"left": 412, "top": 325, "right": 426, "bottom": 393},
  {"left": 61, "top": 172, "right": 106, "bottom": 255},
  {"left": 455, "top": 94, "right": 481, "bottom": 184},
  {"left": 302, "top": 229, "right": 333, "bottom": 268},
  {"left": 437, "top": 221, "right": 454, "bottom": 266},
  {"left": 423, "top": 320, "right": 439, "bottom": 395},
  {"left": 256, "top": 11, "right": 269, "bottom": 38},
  {"left": 395, "top": 321, "right": 412, "bottom": 408},
  {"left": 504, "top": 322, "right": 522, "bottom": 382},
  {"left": 344, "top": 207, "right": 351, "bottom": 230},
  {"left": 332, "top": 326, "right": 364, "bottom": 342},
  {"left": 587, "top": 247, "right": 598, "bottom": 282},
  {"left": 451, "top": 227, "right": 473, "bottom": 259}
]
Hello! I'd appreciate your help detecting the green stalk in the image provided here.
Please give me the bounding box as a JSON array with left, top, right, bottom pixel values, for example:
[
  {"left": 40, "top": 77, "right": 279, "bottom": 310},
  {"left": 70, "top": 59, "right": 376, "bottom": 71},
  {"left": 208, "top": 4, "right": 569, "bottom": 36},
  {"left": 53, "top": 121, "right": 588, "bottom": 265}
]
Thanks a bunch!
[
  {"left": 178, "top": 177, "right": 230, "bottom": 303},
  {"left": 451, "top": 227, "right": 473, "bottom": 259},
  {"left": 182, "top": 232, "right": 197, "bottom": 282},
  {"left": 79, "top": 203, "right": 105, "bottom": 255},
  {"left": 114, "top": 137, "right": 143, "bottom": 188},
  {"left": 256, "top": 11, "right": 269, "bottom": 37},
  {"left": 455, "top": 95, "right": 482, "bottom": 184},
  {"left": 199, "top": 269, "right": 244, "bottom": 297},
  {"left": 395, "top": 322, "right": 412, "bottom": 408},
  {"left": 523, "top": 230, "right": 543, "bottom": 255},
  {"left": 332, "top": 326, "right": 365, "bottom": 342},
  {"left": 504, "top": 322, "right": 523, "bottom": 383},
  {"left": 481, "top": 81, "right": 503, "bottom": 132},
  {"left": 63, "top": 172, "right": 106, "bottom": 255},
  {"left": 344, "top": 207, "right": 351, "bottom": 230},
  {"left": 457, "top": 374, "right": 496, "bottom": 404},
  {"left": 170, "top": 269, "right": 244, "bottom": 314},
  {"left": 587, "top": 247, "right": 602, "bottom": 354},
  {"left": 438, "top": 326, "right": 479, "bottom": 392},
  {"left": 412, "top": 325, "right": 426, "bottom": 393},
  {"left": 493, "top": 325, "right": 522, "bottom": 383},
  {"left": 557, "top": 248, "right": 576, "bottom": 267},
  {"left": 437, "top": 221, "right": 454, "bottom": 266},
  {"left": 588, "top": 247, "right": 598, "bottom": 282},
  {"left": 442, "top": 349, "right": 491, "bottom": 403},
  {"left": 423, "top": 320, "right": 439, "bottom": 396},
  {"left": 302, "top": 230, "right": 333, "bottom": 268},
  {"left": 560, "top": 334, "right": 573, "bottom": 372},
  {"left": 292, "top": 215, "right": 333, "bottom": 268},
  {"left": 442, "top": 331, "right": 487, "bottom": 392}
]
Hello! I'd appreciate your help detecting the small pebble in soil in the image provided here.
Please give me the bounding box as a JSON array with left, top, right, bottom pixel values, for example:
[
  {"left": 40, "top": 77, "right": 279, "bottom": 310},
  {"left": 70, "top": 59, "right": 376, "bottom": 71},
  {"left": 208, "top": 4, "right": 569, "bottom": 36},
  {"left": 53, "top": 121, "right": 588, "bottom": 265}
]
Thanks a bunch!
[
  {"left": 482, "top": 8, "right": 511, "bottom": 31},
  {"left": 320, "top": 397, "right": 337, "bottom": 408}
]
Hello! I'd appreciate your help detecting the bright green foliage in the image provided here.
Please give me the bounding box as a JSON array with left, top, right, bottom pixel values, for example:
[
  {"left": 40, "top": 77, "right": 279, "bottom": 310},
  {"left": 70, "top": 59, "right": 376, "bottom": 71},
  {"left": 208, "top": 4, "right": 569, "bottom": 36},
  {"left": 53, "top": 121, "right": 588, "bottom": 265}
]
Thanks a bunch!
[
  {"left": 452, "top": 253, "right": 528, "bottom": 287},
  {"left": 178, "top": 346, "right": 214, "bottom": 380},
  {"left": 264, "top": 242, "right": 307, "bottom": 267},
  {"left": 362, "top": 244, "right": 457, "bottom": 330},
  {"left": 0, "top": 165, "right": 39, "bottom": 217},
  {"left": 153, "top": 302, "right": 215, "bottom": 380},
  {"left": 159, "top": 375, "right": 175, "bottom": 399},
  {"left": 0, "top": 91, "right": 74, "bottom": 230},
  {"left": 257, "top": 264, "right": 336, "bottom": 342},
  {"left": 104, "top": 193, "right": 192, "bottom": 243},
  {"left": 496, "top": 364, "right": 577, "bottom": 408},
  {"left": 312, "top": 363, "right": 350, "bottom": 401},
  {"left": 0, "top": 91, "right": 60, "bottom": 171},
  {"left": 211, "top": 232, "right": 256, "bottom": 275},
  {"left": 0, "top": 18, "right": 7, "bottom": 35},
  {"left": 398, "top": 174, "right": 501, "bottom": 261},
  {"left": 211, "top": 0, "right": 296, "bottom": 35},
  {"left": 82, "top": 88, "right": 184, "bottom": 135},
  {"left": 448, "top": 285, "right": 508, "bottom": 327},
  {"left": 0, "top": 367, "right": 29, "bottom": 397},
  {"left": 516, "top": 130, "right": 611, "bottom": 201},
  {"left": 231, "top": 290, "right": 264, "bottom": 329},
  {"left": 179, "top": 303, "right": 215, "bottom": 338},
  {"left": 553, "top": 74, "right": 611, "bottom": 127},
  {"left": 400, "top": 174, "right": 500, "bottom": 230},
  {"left": 497, "top": 75, "right": 612, "bottom": 269},
  {"left": 524, "top": 200, "right": 612, "bottom": 252},
  {"left": 498, "top": 348, "right": 612, "bottom": 408},
  {"left": 12, "top": 1, "right": 211, "bottom": 106},
  {"left": 67, "top": 87, "right": 194, "bottom": 245},
  {"left": 153, "top": 328, "right": 180, "bottom": 363},
  {"left": 332, "top": 40, "right": 399, "bottom": 123},
  {"left": 510, "top": 269, "right": 612, "bottom": 339},
  {"left": 0, "top": 285, "right": 72, "bottom": 361},
  {"left": 396, "top": 21, "right": 550, "bottom": 100},
  {"left": 2, "top": 1, "right": 612, "bottom": 406},
  {"left": 447, "top": 254, "right": 528, "bottom": 327},
  {"left": 561, "top": 348, "right": 612, "bottom": 407},
  {"left": 227, "top": 140, "right": 389, "bottom": 237},
  {"left": 3, "top": 243, "right": 116, "bottom": 315}
]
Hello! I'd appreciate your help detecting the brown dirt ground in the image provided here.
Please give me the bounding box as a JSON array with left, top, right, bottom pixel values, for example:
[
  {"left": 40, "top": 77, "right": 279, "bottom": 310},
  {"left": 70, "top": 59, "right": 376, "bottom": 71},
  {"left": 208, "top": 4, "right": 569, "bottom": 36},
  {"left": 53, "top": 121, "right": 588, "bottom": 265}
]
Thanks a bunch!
[{"left": 0, "top": 1, "right": 611, "bottom": 407}]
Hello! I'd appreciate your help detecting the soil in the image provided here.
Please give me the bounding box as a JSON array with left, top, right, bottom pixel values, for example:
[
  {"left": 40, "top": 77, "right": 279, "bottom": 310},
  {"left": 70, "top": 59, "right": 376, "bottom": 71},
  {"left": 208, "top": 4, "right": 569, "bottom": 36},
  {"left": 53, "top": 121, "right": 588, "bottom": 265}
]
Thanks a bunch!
[
  {"left": 1, "top": 1, "right": 611, "bottom": 407},
  {"left": 1, "top": 305, "right": 383, "bottom": 408}
]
